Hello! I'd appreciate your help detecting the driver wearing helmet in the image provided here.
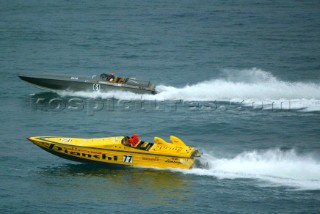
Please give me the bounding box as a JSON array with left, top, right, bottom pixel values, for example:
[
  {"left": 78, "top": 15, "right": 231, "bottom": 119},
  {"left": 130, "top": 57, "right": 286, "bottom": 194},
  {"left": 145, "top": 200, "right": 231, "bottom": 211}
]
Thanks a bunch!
[
  {"left": 129, "top": 134, "right": 140, "bottom": 147},
  {"left": 106, "top": 72, "right": 115, "bottom": 81}
]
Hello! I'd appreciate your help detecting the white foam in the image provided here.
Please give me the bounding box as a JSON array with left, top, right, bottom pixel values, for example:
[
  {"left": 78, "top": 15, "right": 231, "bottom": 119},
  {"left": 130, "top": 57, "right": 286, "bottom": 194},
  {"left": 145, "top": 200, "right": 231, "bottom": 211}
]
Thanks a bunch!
[
  {"left": 182, "top": 149, "right": 320, "bottom": 190},
  {"left": 58, "top": 68, "right": 320, "bottom": 112}
]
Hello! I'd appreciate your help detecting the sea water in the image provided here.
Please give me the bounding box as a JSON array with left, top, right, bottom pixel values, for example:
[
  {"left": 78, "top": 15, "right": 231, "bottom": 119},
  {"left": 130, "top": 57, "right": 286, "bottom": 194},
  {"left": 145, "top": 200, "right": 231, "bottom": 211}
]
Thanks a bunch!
[{"left": 1, "top": 0, "right": 320, "bottom": 213}]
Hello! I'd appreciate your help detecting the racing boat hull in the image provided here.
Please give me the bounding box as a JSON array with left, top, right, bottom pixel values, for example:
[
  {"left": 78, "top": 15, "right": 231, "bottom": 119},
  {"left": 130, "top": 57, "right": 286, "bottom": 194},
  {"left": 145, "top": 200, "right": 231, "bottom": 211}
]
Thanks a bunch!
[
  {"left": 19, "top": 73, "right": 156, "bottom": 94},
  {"left": 27, "top": 136, "right": 201, "bottom": 169}
]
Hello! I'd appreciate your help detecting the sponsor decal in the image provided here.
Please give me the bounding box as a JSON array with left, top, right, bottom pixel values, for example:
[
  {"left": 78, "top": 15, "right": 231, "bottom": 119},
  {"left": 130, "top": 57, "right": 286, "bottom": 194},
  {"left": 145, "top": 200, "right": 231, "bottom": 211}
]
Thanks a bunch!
[
  {"left": 48, "top": 143, "right": 114, "bottom": 161},
  {"left": 165, "top": 157, "right": 182, "bottom": 164},
  {"left": 142, "top": 157, "right": 159, "bottom": 161}
]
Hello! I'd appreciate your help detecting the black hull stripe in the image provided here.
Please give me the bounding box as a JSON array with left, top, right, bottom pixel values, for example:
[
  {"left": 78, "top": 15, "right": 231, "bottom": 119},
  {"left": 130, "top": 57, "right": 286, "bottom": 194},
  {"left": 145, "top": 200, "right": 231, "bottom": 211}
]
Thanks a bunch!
[{"left": 41, "top": 147, "right": 130, "bottom": 167}]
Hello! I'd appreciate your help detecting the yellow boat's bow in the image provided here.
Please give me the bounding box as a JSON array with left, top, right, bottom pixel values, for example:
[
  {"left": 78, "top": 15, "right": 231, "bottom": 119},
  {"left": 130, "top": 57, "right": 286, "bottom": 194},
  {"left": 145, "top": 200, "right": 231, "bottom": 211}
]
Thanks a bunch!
[{"left": 27, "top": 135, "right": 201, "bottom": 169}]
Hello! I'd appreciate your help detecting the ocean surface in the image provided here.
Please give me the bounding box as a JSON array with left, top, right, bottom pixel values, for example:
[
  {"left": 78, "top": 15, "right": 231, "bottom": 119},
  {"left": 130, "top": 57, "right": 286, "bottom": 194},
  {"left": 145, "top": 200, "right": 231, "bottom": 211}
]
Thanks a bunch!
[{"left": 1, "top": 0, "right": 320, "bottom": 213}]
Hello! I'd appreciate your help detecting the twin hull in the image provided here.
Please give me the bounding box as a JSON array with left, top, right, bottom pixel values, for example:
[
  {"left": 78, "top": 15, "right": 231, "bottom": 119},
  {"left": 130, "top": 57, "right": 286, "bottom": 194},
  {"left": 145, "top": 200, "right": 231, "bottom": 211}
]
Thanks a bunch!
[{"left": 28, "top": 136, "right": 199, "bottom": 169}]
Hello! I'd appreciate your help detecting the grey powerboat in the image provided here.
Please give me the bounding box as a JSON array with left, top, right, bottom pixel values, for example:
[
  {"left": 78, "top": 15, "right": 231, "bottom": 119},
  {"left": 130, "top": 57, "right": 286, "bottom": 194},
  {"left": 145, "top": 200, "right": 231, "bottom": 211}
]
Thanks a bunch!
[{"left": 19, "top": 73, "right": 157, "bottom": 94}]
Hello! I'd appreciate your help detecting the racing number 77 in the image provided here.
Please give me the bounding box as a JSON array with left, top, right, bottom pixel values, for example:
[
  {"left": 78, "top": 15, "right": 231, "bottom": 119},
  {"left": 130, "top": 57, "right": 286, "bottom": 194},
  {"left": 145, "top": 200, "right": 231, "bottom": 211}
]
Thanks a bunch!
[{"left": 123, "top": 155, "right": 133, "bottom": 163}]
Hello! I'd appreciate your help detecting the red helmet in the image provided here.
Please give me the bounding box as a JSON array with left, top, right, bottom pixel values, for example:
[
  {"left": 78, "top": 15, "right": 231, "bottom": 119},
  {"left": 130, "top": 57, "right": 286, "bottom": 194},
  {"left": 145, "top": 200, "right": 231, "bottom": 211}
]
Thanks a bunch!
[{"left": 132, "top": 134, "right": 138, "bottom": 139}]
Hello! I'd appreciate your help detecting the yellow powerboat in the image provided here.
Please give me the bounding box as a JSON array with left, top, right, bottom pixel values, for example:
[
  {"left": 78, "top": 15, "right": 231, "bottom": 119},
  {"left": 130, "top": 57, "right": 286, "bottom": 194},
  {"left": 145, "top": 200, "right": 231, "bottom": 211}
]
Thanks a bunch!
[{"left": 27, "top": 135, "right": 202, "bottom": 169}]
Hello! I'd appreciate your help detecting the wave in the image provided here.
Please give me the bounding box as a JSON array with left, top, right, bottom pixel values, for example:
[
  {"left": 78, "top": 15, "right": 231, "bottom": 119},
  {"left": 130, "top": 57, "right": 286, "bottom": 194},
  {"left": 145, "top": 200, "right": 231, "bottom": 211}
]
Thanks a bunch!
[
  {"left": 182, "top": 148, "right": 320, "bottom": 190},
  {"left": 58, "top": 68, "right": 320, "bottom": 112}
]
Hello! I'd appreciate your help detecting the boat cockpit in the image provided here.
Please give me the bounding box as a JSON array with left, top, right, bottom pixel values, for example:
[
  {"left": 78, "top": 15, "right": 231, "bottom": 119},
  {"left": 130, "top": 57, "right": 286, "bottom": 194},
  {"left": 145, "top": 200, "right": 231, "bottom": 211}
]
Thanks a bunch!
[
  {"left": 121, "top": 136, "right": 154, "bottom": 151},
  {"left": 100, "top": 73, "right": 154, "bottom": 88},
  {"left": 100, "top": 73, "right": 127, "bottom": 84}
]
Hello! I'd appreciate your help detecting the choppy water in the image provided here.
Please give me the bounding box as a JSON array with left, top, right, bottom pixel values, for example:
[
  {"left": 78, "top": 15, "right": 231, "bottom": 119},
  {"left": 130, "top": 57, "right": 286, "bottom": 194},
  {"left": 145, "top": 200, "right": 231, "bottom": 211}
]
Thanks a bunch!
[{"left": 1, "top": 0, "right": 320, "bottom": 213}]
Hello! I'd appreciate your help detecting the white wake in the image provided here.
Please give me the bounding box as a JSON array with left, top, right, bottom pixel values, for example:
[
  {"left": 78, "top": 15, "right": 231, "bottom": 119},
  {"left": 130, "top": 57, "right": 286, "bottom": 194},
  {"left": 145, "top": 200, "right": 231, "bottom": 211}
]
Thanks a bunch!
[
  {"left": 184, "top": 148, "right": 320, "bottom": 190},
  {"left": 59, "top": 68, "right": 320, "bottom": 112}
]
